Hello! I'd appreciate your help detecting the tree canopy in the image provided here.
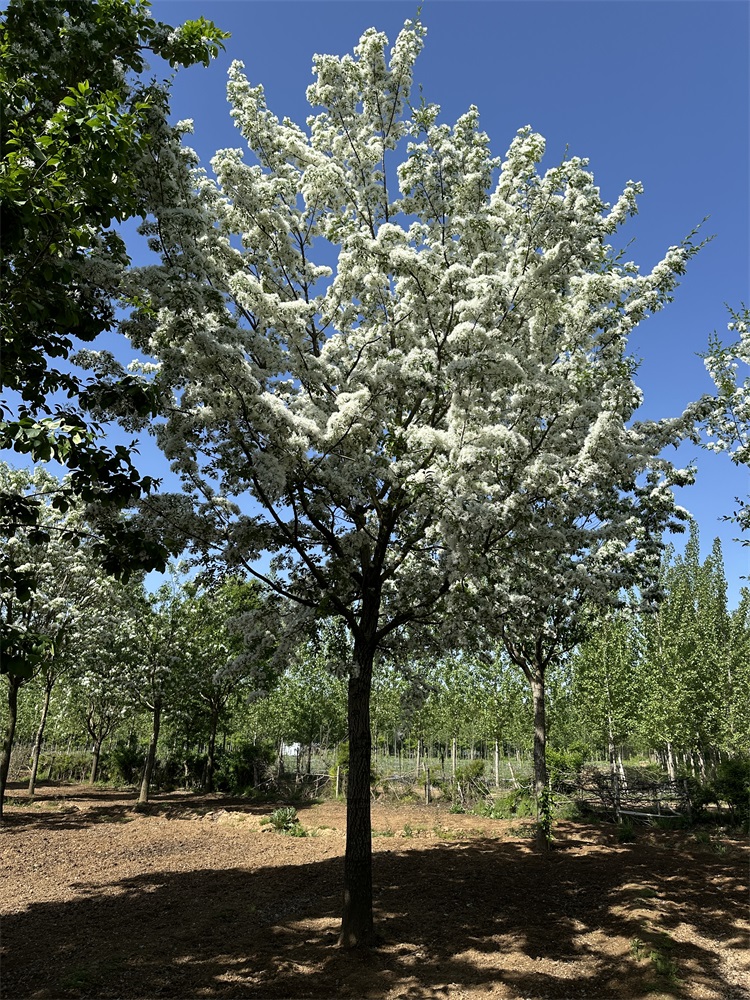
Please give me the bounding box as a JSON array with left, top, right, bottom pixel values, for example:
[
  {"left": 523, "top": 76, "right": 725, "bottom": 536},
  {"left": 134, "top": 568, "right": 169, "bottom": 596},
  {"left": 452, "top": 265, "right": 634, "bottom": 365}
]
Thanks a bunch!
[
  {"left": 0, "top": 0, "right": 228, "bottom": 591},
  {"left": 68, "top": 16, "right": 713, "bottom": 944}
]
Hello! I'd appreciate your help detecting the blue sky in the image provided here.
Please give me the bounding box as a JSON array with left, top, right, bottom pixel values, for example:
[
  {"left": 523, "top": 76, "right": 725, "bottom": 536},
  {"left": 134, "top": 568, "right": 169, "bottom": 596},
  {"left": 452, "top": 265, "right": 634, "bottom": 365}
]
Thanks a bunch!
[
  {"left": 134, "top": 0, "right": 748, "bottom": 602},
  {"left": 5, "top": 1, "right": 746, "bottom": 602}
]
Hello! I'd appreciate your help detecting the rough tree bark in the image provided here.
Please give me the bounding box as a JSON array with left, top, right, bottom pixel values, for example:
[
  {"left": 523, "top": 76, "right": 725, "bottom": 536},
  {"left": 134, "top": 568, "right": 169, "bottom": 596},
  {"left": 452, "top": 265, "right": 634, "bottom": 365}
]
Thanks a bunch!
[
  {"left": 339, "top": 600, "right": 378, "bottom": 949},
  {"left": 528, "top": 668, "right": 550, "bottom": 852},
  {"left": 0, "top": 675, "right": 23, "bottom": 820},
  {"left": 89, "top": 736, "right": 104, "bottom": 784}
]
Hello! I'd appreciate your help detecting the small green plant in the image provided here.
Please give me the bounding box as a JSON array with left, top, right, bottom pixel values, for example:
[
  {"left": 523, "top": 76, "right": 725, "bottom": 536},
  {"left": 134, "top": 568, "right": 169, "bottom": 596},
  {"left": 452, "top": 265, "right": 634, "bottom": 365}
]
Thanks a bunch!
[
  {"left": 402, "top": 822, "right": 413, "bottom": 838},
  {"left": 373, "top": 827, "right": 395, "bottom": 837},
  {"left": 449, "top": 802, "right": 466, "bottom": 814},
  {"left": 268, "top": 806, "right": 300, "bottom": 833},
  {"left": 647, "top": 944, "right": 680, "bottom": 985},
  {"left": 630, "top": 937, "right": 646, "bottom": 960},
  {"left": 617, "top": 820, "right": 636, "bottom": 843},
  {"left": 631, "top": 928, "right": 680, "bottom": 986},
  {"left": 538, "top": 785, "right": 554, "bottom": 846}
]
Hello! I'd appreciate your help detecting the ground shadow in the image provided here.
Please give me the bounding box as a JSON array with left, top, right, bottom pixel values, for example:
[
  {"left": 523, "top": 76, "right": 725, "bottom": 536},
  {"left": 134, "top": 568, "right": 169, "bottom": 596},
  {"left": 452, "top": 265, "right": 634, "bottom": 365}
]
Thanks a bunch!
[
  {"left": 2, "top": 828, "right": 747, "bottom": 998},
  {"left": 1, "top": 785, "right": 313, "bottom": 832}
]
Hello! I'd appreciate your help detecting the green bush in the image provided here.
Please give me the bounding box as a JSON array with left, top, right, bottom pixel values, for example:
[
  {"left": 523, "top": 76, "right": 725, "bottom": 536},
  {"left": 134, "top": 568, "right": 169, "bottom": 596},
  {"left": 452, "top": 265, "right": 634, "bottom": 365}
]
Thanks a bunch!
[
  {"left": 547, "top": 743, "right": 587, "bottom": 789},
  {"left": 216, "top": 741, "right": 275, "bottom": 794},
  {"left": 330, "top": 742, "right": 349, "bottom": 776},
  {"left": 617, "top": 820, "right": 636, "bottom": 843},
  {"left": 39, "top": 750, "right": 91, "bottom": 783},
  {"left": 679, "top": 773, "right": 717, "bottom": 816},
  {"left": 455, "top": 759, "right": 486, "bottom": 782},
  {"left": 476, "top": 788, "right": 535, "bottom": 820},
  {"left": 714, "top": 756, "right": 750, "bottom": 822},
  {"left": 454, "top": 759, "right": 489, "bottom": 802},
  {"left": 268, "top": 806, "right": 301, "bottom": 833},
  {"left": 105, "top": 735, "right": 144, "bottom": 786}
]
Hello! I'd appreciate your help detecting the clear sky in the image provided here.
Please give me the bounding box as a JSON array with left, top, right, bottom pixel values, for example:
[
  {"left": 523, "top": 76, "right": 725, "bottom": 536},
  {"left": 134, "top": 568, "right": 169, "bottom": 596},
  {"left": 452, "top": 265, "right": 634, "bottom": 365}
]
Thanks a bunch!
[{"left": 133, "top": 0, "right": 748, "bottom": 603}]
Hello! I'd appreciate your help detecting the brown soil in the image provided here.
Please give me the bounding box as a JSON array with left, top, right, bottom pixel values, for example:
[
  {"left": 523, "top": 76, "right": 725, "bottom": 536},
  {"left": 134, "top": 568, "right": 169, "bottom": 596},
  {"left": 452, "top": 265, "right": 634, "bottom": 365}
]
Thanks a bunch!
[{"left": 1, "top": 783, "right": 748, "bottom": 1000}]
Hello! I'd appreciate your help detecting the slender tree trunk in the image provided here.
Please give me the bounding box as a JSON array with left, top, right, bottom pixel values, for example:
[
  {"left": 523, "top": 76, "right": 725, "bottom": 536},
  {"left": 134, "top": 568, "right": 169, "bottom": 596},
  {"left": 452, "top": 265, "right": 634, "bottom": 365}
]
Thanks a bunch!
[
  {"left": 529, "top": 668, "right": 549, "bottom": 851},
  {"left": 339, "top": 638, "right": 375, "bottom": 949},
  {"left": 89, "top": 736, "right": 104, "bottom": 784},
  {"left": 665, "top": 742, "right": 676, "bottom": 782},
  {"left": 494, "top": 740, "right": 500, "bottom": 788},
  {"left": 138, "top": 695, "right": 162, "bottom": 806},
  {"left": 415, "top": 737, "right": 421, "bottom": 779},
  {"left": 1, "top": 675, "right": 23, "bottom": 820},
  {"left": 28, "top": 678, "right": 53, "bottom": 796},
  {"left": 204, "top": 707, "right": 219, "bottom": 793}
]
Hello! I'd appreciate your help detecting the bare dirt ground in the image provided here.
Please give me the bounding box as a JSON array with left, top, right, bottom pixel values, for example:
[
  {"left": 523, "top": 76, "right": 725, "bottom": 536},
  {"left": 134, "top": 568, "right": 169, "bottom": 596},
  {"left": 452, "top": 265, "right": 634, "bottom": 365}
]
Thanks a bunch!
[{"left": 1, "top": 783, "right": 748, "bottom": 1000}]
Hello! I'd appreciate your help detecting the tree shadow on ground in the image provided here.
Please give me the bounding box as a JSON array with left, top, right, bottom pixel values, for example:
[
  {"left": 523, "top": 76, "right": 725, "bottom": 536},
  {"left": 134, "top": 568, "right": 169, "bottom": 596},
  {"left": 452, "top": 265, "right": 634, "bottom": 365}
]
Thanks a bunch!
[
  {"left": 2, "top": 830, "right": 747, "bottom": 999},
  {"left": 1, "top": 786, "right": 309, "bottom": 832}
]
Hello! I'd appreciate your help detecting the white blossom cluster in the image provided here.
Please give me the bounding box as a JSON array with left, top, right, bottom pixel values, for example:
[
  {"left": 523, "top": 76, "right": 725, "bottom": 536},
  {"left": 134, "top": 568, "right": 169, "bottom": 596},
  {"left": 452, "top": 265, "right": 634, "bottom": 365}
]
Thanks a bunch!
[
  {"left": 110, "top": 18, "right": 705, "bottom": 675},
  {"left": 701, "top": 306, "right": 750, "bottom": 536},
  {"left": 703, "top": 307, "right": 750, "bottom": 467}
]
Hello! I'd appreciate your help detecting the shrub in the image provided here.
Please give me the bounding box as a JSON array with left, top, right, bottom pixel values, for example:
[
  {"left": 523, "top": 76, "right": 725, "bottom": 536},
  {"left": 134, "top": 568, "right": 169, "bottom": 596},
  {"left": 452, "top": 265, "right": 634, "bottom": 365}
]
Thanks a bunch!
[
  {"left": 216, "top": 741, "right": 275, "bottom": 794},
  {"left": 454, "top": 759, "right": 489, "bottom": 802},
  {"left": 476, "top": 788, "right": 535, "bottom": 820},
  {"left": 617, "top": 820, "right": 636, "bottom": 843},
  {"left": 268, "top": 806, "right": 301, "bottom": 833},
  {"left": 547, "top": 743, "right": 587, "bottom": 790},
  {"left": 38, "top": 750, "right": 91, "bottom": 783},
  {"left": 105, "top": 735, "right": 144, "bottom": 786},
  {"left": 715, "top": 756, "right": 750, "bottom": 822}
]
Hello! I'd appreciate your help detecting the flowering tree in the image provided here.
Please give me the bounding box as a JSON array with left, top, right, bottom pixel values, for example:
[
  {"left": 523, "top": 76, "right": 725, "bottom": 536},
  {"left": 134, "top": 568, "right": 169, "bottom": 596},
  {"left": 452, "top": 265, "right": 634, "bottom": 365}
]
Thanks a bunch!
[
  {"left": 702, "top": 306, "right": 750, "bottom": 536},
  {"left": 0, "top": 464, "right": 101, "bottom": 811},
  {"left": 97, "top": 18, "right": 706, "bottom": 943}
]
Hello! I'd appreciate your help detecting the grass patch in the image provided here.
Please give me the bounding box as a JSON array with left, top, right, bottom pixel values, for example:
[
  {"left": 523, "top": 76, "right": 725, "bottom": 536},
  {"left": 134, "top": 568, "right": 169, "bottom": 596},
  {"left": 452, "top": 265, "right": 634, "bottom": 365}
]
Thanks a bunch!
[{"left": 631, "top": 928, "right": 681, "bottom": 989}]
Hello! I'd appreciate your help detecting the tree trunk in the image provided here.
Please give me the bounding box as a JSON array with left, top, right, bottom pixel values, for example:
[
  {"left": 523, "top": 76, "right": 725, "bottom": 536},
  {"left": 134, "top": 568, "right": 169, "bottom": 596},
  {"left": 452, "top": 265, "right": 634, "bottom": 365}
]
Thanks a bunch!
[
  {"left": 138, "top": 695, "right": 162, "bottom": 806},
  {"left": 89, "top": 737, "right": 104, "bottom": 784},
  {"left": 204, "top": 707, "right": 219, "bottom": 793},
  {"left": 1, "top": 675, "right": 23, "bottom": 820},
  {"left": 665, "top": 742, "right": 676, "bottom": 782},
  {"left": 28, "top": 678, "right": 53, "bottom": 796},
  {"left": 529, "top": 669, "right": 549, "bottom": 851},
  {"left": 494, "top": 740, "right": 500, "bottom": 788},
  {"left": 339, "top": 639, "right": 375, "bottom": 949}
]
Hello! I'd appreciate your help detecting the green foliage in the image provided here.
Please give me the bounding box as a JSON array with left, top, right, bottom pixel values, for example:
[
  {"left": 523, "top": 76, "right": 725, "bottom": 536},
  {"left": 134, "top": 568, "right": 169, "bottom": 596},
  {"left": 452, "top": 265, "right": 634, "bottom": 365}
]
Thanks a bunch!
[
  {"left": 538, "top": 785, "right": 554, "bottom": 846},
  {"left": 0, "top": 0, "right": 228, "bottom": 596},
  {"left": 268, "top": 806, "right": 301, "bottom": 833},
  {"left": 475, "top": 788, "right": 535, "bottom": 820},
  {"left": 35, "top": 749, "right": 90, "bottom": 783},
  {"left": 329, "top": 742, "right": 349, "bottom": 779},
  {"left": 547, "top": 742, "right": 587, "bottom": 788},
  {"left": 105, "top": 735, "right": 144, "bottom": 786},
  {"left": 216, "top": 741, "right": 275, "bottom": 794},
  {"left": 714, "top": 755, "right": 750, "bottom": 821},
  {"left": 454, "top": 758, "right": 489, "bottom": 802},
  {"left": 617, "top": 820, "right": 636, "bottom": 843}
]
